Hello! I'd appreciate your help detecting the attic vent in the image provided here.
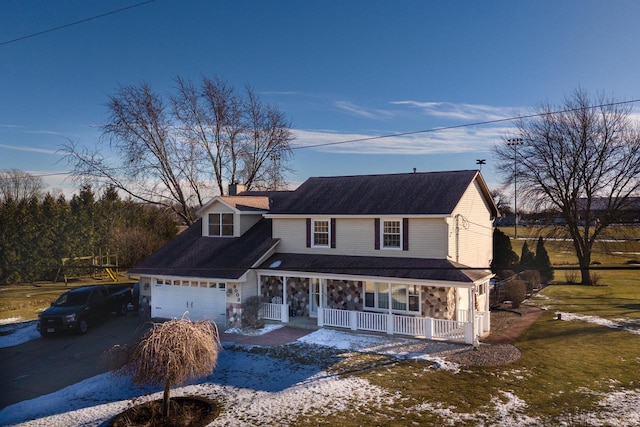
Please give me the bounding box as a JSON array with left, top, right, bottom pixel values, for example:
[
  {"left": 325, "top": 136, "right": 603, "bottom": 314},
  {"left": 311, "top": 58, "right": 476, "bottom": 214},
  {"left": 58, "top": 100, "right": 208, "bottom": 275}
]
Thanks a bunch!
[{"left": 269, "top": 260, "right": 282, "bottom": 269}]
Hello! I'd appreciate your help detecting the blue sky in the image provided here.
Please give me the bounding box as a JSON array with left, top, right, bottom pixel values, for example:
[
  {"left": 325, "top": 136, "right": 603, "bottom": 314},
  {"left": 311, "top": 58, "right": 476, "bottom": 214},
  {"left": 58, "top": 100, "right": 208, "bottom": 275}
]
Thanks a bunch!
[{"left": 2, "top": 0, "right": 640, "bottom": 197}]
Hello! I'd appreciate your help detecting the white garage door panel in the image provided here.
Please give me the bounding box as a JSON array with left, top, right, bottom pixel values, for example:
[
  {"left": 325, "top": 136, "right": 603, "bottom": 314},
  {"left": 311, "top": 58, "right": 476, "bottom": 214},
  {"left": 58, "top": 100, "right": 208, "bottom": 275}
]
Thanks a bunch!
[{"left": 152, "top": 283, "right": 227, "bottom": 324}]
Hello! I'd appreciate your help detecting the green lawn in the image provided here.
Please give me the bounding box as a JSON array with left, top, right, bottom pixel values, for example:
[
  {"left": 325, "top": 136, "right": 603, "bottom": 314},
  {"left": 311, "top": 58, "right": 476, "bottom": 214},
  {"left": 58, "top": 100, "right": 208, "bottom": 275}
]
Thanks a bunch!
[{"left": 291, "top": 271, "right": 640, "bottom": 426}]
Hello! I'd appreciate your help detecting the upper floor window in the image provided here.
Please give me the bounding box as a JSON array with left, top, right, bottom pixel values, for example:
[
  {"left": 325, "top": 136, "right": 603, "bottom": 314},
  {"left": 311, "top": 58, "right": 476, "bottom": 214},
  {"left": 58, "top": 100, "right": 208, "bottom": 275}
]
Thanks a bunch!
[
  {"left": 382, "top": 220, "right": 401, "bottom": 249},
  {"left": 306, "top": 218, "right": 336, "bottom": 248},
  {"left": 313, "top": 219, "right": 330, "bottom": 247},
  {"left": 209, "top": 213, "right": 234, "bottom": 237}
]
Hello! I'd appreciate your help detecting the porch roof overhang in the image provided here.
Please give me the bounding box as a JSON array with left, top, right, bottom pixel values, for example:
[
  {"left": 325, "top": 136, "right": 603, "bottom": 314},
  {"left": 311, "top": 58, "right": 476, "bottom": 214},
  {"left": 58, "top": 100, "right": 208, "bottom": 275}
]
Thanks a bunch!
[{"left": 256, "top": 253, "right": 492, "bottom": 286}]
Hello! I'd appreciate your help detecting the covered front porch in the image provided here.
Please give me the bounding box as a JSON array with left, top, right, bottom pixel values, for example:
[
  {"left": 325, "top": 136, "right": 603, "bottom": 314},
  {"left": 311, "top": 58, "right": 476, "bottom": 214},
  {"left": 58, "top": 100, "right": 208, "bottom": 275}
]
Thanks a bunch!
[{"left": 257, "top": 273, "right": 490, "bottom": 345}]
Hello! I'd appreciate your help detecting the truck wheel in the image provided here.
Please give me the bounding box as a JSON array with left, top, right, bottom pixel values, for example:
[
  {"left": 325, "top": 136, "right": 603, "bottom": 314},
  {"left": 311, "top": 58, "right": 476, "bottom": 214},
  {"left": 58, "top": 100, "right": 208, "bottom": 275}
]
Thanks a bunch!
[{"left": 77, "top": 319, "right": 89, "bottom": 334}]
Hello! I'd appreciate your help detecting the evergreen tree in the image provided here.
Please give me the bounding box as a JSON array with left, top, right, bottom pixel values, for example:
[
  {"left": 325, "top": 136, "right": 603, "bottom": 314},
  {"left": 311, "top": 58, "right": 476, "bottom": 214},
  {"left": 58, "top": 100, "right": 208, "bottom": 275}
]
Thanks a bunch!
[
  {"left": 520, "top": 241, "right": 536, "bottom": 269},
  {"left": 491, "top": 228, "right": 519, "bottom": 273},
  {"left": 535, "top": 236, "right": 554, "bottom": 283}
]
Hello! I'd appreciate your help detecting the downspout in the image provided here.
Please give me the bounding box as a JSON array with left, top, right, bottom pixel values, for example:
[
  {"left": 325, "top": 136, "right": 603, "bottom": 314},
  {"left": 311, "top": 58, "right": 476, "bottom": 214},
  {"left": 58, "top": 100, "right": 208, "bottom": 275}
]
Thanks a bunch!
[{"left": 455, "top": 214, "right": 460, "bottom": 263}]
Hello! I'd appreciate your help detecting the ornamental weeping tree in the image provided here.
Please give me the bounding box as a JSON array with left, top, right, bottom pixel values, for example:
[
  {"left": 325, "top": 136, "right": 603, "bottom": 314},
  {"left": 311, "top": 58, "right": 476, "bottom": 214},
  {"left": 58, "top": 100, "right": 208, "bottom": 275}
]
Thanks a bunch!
[
  {"left": 493, "top": 89, "right": 640, "bottom": 285},
  {"left": 111, "top": 318, "right": 221, "bottom": 417}
]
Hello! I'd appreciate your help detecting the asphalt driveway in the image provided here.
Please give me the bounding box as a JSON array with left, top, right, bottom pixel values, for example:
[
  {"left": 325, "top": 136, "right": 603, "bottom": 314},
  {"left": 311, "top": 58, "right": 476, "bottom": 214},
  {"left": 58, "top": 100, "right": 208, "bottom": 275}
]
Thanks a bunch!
[{"left": 0, "top": 313, "right": 151, "bottom": 409}]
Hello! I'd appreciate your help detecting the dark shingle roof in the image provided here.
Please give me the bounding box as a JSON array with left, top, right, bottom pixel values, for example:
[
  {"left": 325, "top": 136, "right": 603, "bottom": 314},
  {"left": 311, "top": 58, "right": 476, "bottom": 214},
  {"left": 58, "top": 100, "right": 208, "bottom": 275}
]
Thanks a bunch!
[
  {"left": 257, "top": 253, "right": 491, "bottom": 284},
  {"left": 128, "top": 218, "right": 278, "bottom": 280},
  {"left": 268, "top": 170, "right": 481, "bottom": 215}
]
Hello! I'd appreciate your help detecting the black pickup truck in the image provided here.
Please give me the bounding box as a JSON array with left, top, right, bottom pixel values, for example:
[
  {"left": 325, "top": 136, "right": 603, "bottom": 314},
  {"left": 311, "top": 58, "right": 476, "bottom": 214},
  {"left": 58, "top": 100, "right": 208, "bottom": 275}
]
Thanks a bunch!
[{"left": 37, "top": 284, "right": 132, "bottom": 336}]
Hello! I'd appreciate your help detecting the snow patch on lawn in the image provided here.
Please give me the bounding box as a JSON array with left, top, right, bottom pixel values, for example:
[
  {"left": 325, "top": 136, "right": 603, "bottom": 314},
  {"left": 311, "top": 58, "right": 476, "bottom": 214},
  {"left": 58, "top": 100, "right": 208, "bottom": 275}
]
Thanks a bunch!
[
  {"left": 224, "top": 323, "right": 284, "bottom": 336},
  {"left": 557, "top": 312, "right": 640, "bottom": 334},
  {"left": 298, "top": 328, "right": 466, "bottom": 371},
  {"left": 0, "top": 320, "right": 40, "bottom": 348}
]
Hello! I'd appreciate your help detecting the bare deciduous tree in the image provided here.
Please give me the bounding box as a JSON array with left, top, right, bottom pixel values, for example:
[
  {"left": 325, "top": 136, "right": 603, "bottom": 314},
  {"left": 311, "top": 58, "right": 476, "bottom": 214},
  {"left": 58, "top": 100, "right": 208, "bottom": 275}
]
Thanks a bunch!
[
  {"left": 493, "top": 89, "right": 640, "bottom": 284},
  {"left": 62, "top": 76, "right": 294, "bottom": 225},
  {"left": 109, "top": 318, "right": 221, "bottom": 417},
  {"left": 0, "top": 169, "right": 44, "bottom": 203}
]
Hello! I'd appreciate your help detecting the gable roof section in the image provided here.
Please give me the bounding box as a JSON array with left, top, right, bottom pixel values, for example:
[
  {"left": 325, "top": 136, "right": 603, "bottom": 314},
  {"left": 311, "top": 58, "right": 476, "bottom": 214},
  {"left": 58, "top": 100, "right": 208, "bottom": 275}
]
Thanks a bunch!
[
  {"left": 268, "top": 170, "right": 494, "bottom": 216},
  {"left": 257, "top": 253, "right": 491, "bottom": 284},
  {"left": 128, "top": 218, "right": 278, "bottom": 280},
  {"left": 195, "top": 195, "right": 271, "bottom": 215}
]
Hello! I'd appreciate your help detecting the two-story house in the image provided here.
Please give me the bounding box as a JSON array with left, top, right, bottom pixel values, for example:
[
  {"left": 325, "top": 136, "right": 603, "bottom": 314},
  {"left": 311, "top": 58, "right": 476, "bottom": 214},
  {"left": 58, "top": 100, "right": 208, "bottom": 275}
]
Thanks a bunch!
[{"left": 129, "top": 170, "right": 498, "bottom": 344}]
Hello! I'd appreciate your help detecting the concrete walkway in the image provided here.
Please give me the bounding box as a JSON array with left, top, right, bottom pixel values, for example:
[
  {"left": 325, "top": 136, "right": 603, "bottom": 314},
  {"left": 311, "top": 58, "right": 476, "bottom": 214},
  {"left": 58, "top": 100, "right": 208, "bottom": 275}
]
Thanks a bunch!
[{"left": 220, "top": 326, "right": 313, "bottom": 346}]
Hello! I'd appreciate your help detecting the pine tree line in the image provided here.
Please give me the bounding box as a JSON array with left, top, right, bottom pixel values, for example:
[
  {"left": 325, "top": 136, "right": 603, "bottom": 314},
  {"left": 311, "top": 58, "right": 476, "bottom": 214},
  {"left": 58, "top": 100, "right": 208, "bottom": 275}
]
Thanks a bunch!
[
  {"left": 491, "top": 229, "right": 554, "bottom": 283},
  {"left": 0, "top": 185, "right": 177, "bottom": 284}
]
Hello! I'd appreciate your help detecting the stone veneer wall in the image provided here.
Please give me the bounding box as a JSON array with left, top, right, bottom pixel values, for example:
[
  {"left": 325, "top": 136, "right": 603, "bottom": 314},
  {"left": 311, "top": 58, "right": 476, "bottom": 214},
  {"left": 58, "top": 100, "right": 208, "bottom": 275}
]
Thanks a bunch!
[
  {"left": 226, "top": 283, "right": 243, "bottom": 328},
  {"left": 226, "top": 302, "right": 242, "bottom": 328},
  {"left": 421, "top": 286, "right": 456, "bottom": 320},
  {"left": 287, "top": 277, "right": 310, "bottom": 316},
  {"left": 261, "top": 276, "right": 284, "bottom": 302},
  {"left": 327, "top": 279, "right": 363, "bottom": 311}
]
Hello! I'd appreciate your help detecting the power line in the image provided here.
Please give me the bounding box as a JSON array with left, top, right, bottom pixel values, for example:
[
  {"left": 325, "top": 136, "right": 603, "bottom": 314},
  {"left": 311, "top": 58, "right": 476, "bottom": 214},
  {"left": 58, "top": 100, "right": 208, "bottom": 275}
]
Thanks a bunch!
[
  {"left": 291, "top": 98, "right": 640, "bottom": 151},
  {"left": 0, "top": 0, "right": 156, "bottom": 47}
]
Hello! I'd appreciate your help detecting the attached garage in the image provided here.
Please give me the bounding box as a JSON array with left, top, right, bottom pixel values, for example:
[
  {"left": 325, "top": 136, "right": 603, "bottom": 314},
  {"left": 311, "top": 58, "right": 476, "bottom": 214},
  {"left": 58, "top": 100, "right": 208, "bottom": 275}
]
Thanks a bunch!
[{"left": 151, "top": 279, "right": 227, "bottom": 325}]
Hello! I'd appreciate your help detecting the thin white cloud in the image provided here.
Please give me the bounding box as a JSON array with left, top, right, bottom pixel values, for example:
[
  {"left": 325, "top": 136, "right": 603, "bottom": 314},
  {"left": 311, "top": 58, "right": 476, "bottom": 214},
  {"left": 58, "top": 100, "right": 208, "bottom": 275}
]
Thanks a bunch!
[
  {"left": 0, "top": 143, "right": 60, "bottom": 155},
  {"left": 292, "top": 124, "right": 515, "bottom": 156},
  {"left": 24, "top": 130, "right": 62, "bottom": 135},
  {"left": 391, "top": 100, "right": 516, "bottom": 122},
  {"left": 334, "top": 101, "right": 395, "bottom": 120}
]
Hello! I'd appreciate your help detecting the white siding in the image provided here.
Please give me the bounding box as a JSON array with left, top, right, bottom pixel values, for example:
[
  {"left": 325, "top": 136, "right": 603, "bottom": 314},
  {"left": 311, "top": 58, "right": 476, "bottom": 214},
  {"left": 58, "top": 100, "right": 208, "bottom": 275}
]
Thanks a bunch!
[
  {"left": 240, "top": 270, "right": 259, "bottom": 301},
  {"left": 449, "top": 180, "right": 494, "bottom": 267},
  {"left": 239, "top": 214, "right": 263, "bottom": 235},
  {"left": 272, "top": 217, "right": 448, "bottom": 259},
  {"left": 200, "top": 202, "right": 236, "bottom": 237}
]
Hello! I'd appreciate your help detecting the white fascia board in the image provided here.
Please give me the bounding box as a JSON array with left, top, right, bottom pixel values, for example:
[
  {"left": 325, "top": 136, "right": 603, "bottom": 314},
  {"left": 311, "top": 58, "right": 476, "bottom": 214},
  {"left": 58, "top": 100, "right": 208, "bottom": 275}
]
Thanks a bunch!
[
  {"left": 195, "top": 196, "right": 239, "bottom": 217},
  {"left": 252, "top": 268, "right": 478, "bottom": 288},
  {"left": 263, "top": 214, "right": 450, "bottom": 219}
]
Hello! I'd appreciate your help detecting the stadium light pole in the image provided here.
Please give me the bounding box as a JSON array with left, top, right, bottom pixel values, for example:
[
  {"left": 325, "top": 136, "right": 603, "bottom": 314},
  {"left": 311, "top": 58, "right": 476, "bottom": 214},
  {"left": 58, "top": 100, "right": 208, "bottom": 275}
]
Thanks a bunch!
[{"left": 506, "top": 138, "right": 524, "bottom": 239}]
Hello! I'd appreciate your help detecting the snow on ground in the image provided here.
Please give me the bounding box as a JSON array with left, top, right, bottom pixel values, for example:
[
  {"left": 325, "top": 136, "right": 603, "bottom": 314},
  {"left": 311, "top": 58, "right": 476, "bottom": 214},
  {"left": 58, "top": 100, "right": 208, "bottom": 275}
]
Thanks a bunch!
[
  {"left": 1, "top": 320, "right": 640, "bottom": 426},
  {"left": 224, "top": 323, "right": 284, "bottom": 336},
  {"left": 556, "top": 311, "right": 640, "bottom": 334},
  {"left": 0, "top": 320, "right": 41, "bottom": 348}
]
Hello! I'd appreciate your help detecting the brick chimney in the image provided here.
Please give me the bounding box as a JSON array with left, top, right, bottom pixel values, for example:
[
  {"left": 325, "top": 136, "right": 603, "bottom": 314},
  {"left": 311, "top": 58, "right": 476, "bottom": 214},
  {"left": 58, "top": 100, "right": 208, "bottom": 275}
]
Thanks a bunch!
[{"left": 228, "top": 183, "right": 246, "bottom": 196}]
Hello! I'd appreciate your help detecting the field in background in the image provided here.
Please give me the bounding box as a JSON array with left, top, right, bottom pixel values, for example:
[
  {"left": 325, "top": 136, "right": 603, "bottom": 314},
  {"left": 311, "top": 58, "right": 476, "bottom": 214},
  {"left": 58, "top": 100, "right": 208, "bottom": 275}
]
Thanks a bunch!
[{"left": 0, "top": 273, "right": 136, "bottom": 323}]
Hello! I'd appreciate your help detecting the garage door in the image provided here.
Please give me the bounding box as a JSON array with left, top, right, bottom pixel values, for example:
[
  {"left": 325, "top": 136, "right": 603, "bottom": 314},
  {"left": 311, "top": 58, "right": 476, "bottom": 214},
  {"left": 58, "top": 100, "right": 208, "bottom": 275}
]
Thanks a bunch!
[{"left": 151, "top": 280, "right": 227, "bottom": 325}]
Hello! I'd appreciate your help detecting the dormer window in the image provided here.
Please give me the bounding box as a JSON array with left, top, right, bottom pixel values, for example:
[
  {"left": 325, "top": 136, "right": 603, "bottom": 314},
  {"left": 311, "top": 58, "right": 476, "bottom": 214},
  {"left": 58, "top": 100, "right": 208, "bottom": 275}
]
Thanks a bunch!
[{"left": 209, "top": 213, "right": 234, "bottom": 237}]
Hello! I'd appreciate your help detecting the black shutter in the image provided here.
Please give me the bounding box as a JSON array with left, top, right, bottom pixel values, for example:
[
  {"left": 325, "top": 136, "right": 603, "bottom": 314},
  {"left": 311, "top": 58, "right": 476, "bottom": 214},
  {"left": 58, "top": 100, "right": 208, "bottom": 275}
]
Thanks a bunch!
[
  {"left": 306, "top": 218, "right": 311, "bottom": 248},
  {"left": 374, "top": 218, "right": 380, "bottom": 250},
  {"left": 331, "top": 218, "right": 336, "bottom": 248},
  {"left": 403, "top": 218, "right": 409, "bottom": 251}
]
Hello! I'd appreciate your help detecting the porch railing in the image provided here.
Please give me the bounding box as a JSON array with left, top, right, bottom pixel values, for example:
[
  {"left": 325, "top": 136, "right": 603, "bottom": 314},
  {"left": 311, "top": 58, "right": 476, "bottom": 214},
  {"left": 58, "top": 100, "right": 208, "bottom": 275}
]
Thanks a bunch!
[
  {"left": 322, "top": 308, "right": 468, "bottom": 343},
  {"left": 260, "top": 302, "right": 284, "bottom": 321},
  {"left": 260, "top": 303, "right": 474, "bottom": 344}
]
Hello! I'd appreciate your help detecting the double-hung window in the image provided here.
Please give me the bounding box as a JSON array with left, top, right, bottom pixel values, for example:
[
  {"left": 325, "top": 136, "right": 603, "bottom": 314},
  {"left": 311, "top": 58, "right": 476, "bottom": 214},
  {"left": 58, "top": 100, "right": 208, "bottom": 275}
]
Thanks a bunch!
[
  {"left": 209, "top": 213, "right": 234, "bottom": 237},
  {"left": 312, "top": 219, "right": 330, "bottom": 247},
  {"left": 382, "top": 219, "right": 401, "bottom": 249}
]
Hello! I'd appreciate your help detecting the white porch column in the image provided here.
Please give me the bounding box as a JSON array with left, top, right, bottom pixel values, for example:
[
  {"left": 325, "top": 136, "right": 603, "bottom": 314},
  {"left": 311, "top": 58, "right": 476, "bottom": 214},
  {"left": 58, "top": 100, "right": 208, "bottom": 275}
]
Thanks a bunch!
[
  {"left": 349, "top": 310, "right": 357, "bottom": 330},
  {"left": 425, "top": 317, "right": 433, "bottom": 340},
  {"left": 387, "top": 282, "right": 394, "bottom": 334},
  {"left": 469, "top": 287, "right": 478, "bottom": 346},
  {"left": 282, "top": 275, "right": 289, "bottom": 323},
  {"left": 317, "top": 306, "right": 324, "bottom": 326}
]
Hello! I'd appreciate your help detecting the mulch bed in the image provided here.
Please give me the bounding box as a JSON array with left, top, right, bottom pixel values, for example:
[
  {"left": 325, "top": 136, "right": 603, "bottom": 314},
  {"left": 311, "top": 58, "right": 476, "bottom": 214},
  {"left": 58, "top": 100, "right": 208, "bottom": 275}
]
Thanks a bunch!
[{"left": 108, "top": 396, "right": 220, "bottom": 427}]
